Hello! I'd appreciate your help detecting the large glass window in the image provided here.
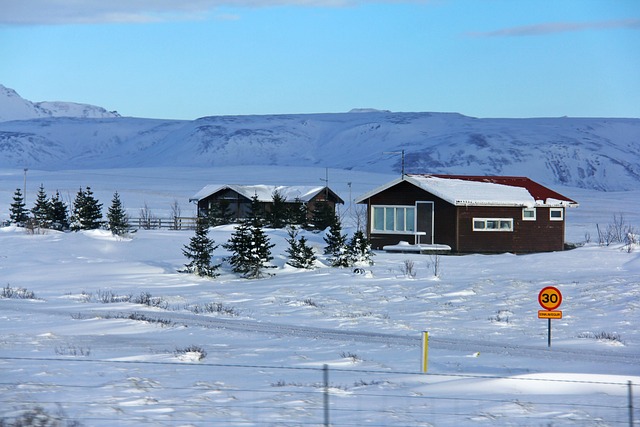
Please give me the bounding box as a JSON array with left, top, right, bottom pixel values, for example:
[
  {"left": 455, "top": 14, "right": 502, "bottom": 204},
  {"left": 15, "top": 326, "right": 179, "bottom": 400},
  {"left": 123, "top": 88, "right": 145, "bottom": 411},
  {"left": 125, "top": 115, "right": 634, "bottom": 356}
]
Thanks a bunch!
[
  {"left": 372, "top": 206, "right": 415, "bottom": 232},
  {"left": 473, "top": 218, "right": 513, "bottom": 232}
]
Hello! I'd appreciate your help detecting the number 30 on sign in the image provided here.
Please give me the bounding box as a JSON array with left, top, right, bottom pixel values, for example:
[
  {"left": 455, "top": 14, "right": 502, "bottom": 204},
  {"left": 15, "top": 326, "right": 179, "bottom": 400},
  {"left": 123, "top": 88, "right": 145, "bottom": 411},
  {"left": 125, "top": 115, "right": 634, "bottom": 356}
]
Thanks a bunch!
[{"left": 538, "top": 286, "right": 562, "bottom": 311}]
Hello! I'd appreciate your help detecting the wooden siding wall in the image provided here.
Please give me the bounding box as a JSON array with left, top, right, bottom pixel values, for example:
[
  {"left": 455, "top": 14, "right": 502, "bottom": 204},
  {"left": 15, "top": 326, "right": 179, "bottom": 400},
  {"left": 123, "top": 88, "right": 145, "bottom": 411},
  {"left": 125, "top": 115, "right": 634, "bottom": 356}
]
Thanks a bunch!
[
  {"left": 456, "top": 206, "right": 565, "bottom": 253},
  {"left": 365, "top": 181, "right": 458, "bottom": 250}
]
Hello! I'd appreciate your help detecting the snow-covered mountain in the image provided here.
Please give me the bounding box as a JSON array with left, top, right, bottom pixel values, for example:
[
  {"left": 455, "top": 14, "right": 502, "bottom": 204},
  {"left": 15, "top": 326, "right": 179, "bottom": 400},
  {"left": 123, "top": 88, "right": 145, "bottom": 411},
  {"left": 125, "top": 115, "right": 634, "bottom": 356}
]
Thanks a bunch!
[
  {"left": 1, "top": 84, "right": 639, "bottom": 191},
  {"left": 0, "top": 84, "right": 120, "bottom": 121}
]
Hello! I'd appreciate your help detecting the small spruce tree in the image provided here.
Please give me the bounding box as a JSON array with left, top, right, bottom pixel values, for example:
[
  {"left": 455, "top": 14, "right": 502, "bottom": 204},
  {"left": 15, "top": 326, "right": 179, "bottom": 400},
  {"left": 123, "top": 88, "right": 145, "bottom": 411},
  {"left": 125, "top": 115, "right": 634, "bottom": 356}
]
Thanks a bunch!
[
  {"left": 324, "top": 216, "right": 350, "bottom": 267},
  {"left": 107, "top": 191, "right": 129, "bottom": 236},
  {"left": 9, "top": 188, "right": 29, "bottom": 225},
  {"left": 31, "top": 184, "right": 51, "bottom": 228},
  {"left": 311, "top": 201, "right": 337, "bottom": 231},
  {"left": 266, "top": 190, "right": 288, "bottom": 229},
  {"left": 348, "top": 230, "right": 374, "bottom": 266},
  {"left": 285, "top": 227, "right": 316, "bottom": 269},
  {"left": 288, "top": 198, "right": 308, "bottom": 228},
  {"left": 206, "top": 199, "right": 234, "bottom": 227},
  {"left": 70, "top": 186, "right": 103, "bottom": 231},
  {"left": 224, "top": 199, "right": 275, "bottom": 279},
  {"left": 182, "top": 220, "right": 220, "bottom": 277},
  {"left": 48, "top": 190, "right": 70, "bottom": 230}
]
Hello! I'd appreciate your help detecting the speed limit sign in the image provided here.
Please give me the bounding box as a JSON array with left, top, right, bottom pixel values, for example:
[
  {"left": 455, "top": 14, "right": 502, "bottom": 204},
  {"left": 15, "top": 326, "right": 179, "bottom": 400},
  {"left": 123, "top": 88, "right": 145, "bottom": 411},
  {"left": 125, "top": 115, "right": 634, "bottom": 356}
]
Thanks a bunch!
[{"left": 538, "top": 286, "right": 562, "bottom": 311}]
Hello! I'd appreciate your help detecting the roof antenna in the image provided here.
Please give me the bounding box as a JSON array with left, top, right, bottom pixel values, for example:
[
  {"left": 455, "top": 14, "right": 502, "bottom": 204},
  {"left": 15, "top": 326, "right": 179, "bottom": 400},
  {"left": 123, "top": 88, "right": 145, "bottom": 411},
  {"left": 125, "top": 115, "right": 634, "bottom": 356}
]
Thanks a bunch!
[
  {"left": 320, "top": 167, "right": 329, "bottom": 199},
  {"left": 383, "top": 149, "right": 405, "bottom": 178}
]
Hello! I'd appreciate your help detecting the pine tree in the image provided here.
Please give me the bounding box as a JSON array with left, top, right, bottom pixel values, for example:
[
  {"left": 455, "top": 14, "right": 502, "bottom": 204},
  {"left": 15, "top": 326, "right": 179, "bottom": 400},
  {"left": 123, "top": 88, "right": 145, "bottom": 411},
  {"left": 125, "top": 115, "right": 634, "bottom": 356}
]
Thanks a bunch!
[
  {"left": 182, "top": 220, "right": 220, "bottom": 277},
  {"left": 285, "top": 227, "right": 316, "bottom": 269},
  {"left": 70, "top": 186, "right": 103, "bottom": 231},
  {"left": 48, "top": 191, "right": 70, "bottom": 231},
  {"left": 206, "top": 199, "right": 234, "bottom": 226},
  {"left": 348, "top": 230, "right": 374, "bottom": 266},
  {"left": 288, "top": 198, "right": 308, "bottom": 228},
  {"left": 266, "top": 190, "right": 288, "bottom": 229},
  {"left": 323, "top": 217, "right": 350, "bottom": 267},
  {"left": 311, "top": 201, "right": 337, "bottom": 231},
  {"left": 106, "top": 191, "right": 129, "bottom": 236},
  {"left": 31, "top": 184, "right": 51, "bottom": 228},
  {"left": 9, "top": 188, "right": 29, "bottom": 225},
  {"left": 224, "top": 201, "right": 275, "bottom": 279}
]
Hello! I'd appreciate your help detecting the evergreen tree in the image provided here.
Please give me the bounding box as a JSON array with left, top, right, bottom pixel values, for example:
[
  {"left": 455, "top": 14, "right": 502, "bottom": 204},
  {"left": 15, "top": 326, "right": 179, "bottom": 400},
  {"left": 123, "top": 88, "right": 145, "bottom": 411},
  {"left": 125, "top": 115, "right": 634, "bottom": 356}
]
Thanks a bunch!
[
  {"left": 311, "top": 201, "right": 337, "bottom": 231},
  {"left": 206, "top": 199, "right": 234, "bottom": 226},
  {"left": 285, "top": 227, "right": 316, "bottom": 269},
  {"left": 266, "top": 190, "right": 288, "bottom": 229},
  {"left": 70, "top": 186, "right": 103, "bottom": 231},
  {"left": 106, "top": 191, "right": 129, "bottom": 236},
  {"left": 48, "top": 191, "right": 70, "bottom": 231},
  {"left": 224, "top": 201, "right": 275, "bottom": 279},
  {"left": 247, "top": 194, "right": 264, "bottom": 222},
  {"left": 323, "top": 217, "right": 350, "bottom": 267},
  {"left": 288, "top": 198, "right": 308, "bottom": 228},
  {"left": 9, "top": 188, "right": 29, "bottom": 225},
  {"left": 182, "top": 220, "right": 220, "bottom": 277},
  {"left": 31, "top": 184, "right": 51, "bottom": 228},
  {"left": 348, "top": 230, "right": 374, "bottom": 266}
]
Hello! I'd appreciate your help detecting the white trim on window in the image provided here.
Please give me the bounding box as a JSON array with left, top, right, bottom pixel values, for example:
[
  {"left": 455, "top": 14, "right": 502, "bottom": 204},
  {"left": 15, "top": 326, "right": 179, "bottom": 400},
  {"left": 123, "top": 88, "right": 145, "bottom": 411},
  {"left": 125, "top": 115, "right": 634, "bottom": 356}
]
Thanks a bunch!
[
  {"left": 550, "top": 208, "right": 564, "bottom": 221},
  {"left": 522, "top": 207, "right": 536, "bottom": 221},
  {"left": 372, "top": 205, "right": 415, "bottom": 233},
  {"left": 473, "top": 218, "right": 514, "bottom": 232}
]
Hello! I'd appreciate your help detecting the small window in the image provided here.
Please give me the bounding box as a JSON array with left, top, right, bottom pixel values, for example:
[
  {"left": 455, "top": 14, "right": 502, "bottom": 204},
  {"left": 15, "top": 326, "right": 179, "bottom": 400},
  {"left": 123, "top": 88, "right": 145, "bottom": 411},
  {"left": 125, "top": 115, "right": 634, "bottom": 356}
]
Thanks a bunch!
[
  {"left": 550, "top": 208, "right": 564, "bottom": 221},
  {"left": 473, "top": 218, "right": 513, "bottom": 232},
  {"left": 523, "top": 208, "right": 536, "bottom": 221}
]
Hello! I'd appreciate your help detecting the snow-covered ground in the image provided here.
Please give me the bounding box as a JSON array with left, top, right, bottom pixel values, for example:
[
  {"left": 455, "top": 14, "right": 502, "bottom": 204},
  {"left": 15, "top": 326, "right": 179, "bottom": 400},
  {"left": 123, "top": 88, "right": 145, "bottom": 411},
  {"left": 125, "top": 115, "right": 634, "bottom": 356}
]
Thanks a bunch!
[{"left": 1, "top": 166, "right": 639, "bottom": 426}]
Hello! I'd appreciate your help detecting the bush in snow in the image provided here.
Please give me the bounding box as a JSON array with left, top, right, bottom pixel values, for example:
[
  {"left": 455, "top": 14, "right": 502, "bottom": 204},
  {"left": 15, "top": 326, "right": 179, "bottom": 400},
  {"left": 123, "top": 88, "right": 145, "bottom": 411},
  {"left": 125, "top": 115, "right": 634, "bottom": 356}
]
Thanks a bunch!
[
  {"left": 285, "top": 226, "right": 316, "bottom": 269},
  {"left": 0, "top": 406, "right": 83, "bottom": 427},
  {"left": 1, "top": 284, "right": 37, "bottom": 300},
  {"left": 174, "top": 345, "right": 207, "bottom": 361}
]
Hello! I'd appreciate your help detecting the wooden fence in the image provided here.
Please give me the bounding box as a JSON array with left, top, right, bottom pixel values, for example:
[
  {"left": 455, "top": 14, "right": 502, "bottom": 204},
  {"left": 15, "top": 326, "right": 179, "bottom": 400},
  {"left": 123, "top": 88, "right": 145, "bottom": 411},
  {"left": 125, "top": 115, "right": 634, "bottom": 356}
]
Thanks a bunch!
[{"left": 129, "top": 216, "right": 198, "bottom": 230}]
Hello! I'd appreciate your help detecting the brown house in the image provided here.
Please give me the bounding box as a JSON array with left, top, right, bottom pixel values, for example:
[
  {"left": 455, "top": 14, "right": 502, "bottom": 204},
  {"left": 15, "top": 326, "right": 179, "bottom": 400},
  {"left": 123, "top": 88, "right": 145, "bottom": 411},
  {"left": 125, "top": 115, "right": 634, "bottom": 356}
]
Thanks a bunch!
[
  {"left": 190, "top": 184, "right": 344, "bottom": 221},
  {"left": 355, "top": 174, "right": 578, "bottom": 254}
]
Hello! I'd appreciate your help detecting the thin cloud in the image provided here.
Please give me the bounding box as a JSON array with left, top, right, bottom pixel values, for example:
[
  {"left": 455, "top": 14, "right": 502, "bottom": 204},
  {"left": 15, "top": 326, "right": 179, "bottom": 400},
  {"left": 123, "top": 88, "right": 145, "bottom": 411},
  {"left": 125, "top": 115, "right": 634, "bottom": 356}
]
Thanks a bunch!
[
  {"left": 469, "top": 19, "right": 640, "bottom": 38},
  {"left": 0, "top": 0, "right": 429, "bottom": 25}
]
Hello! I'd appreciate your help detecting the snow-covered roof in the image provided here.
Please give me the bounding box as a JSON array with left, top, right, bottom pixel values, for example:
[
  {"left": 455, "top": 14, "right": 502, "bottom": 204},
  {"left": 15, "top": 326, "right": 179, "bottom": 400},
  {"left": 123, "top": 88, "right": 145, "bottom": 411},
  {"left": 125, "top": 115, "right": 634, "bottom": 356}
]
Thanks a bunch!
[
  {"left": 356, "top": 174, "right": 578, "bottom": 207},
  {"left": 191, "top": 184, "right": 339, "bottom": 203}
]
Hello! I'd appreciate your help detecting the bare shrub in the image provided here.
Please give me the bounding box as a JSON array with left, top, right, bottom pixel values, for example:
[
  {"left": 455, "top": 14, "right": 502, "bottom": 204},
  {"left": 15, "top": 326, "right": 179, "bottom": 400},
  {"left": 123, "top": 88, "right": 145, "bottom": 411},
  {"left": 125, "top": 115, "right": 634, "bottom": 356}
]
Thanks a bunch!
[
  {"left": 175, "top": 345, "right": 207, "bottom": 361},
  {"left": 0, "top": 405, "right": 83, "bottom": 427},
  {"left": 93, "top": 289, "right": 132, "bottom": 304},
  {"left": 54, "top": 344, "right": 91, "bottom": 357},
  {"left": 133, "top": 292, "right": 168, "bottom": 309},
  {"left": 577, "top": 331, "right": 625, "bottom": 345},
  {"left": 1, "top": 285, "right": 37, "bottom": 300},
  {"left": 187, "top": 302, "right": 240, "bottom": 316},
  {"left": 400, "top": 259, "right": 417, "bottom": 279}
]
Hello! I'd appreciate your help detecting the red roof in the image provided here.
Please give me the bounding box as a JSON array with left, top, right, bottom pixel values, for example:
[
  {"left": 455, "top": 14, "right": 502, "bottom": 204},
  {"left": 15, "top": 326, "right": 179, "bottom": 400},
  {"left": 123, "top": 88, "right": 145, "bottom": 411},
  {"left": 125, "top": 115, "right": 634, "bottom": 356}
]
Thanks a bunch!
[{"left": 426, "top": 174, "right": 577, "bottom": 205}]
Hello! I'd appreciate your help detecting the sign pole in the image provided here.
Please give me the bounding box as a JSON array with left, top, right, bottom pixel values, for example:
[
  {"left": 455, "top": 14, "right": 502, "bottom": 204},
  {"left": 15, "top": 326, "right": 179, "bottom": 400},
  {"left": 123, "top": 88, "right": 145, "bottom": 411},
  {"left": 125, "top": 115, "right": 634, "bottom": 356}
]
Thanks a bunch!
[
  {"left": 421, "top": 331, "right": 429, "bottom": 373},
  {"left": 548, "top": 318, "right": 551, "bottom": 348}
]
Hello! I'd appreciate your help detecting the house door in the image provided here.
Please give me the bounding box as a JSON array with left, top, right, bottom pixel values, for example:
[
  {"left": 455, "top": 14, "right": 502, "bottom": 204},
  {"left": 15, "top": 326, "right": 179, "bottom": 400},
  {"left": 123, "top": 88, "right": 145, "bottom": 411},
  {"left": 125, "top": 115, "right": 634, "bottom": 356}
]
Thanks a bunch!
[{"left": 416, "top": 202, "right": 434, "bottom": 244}]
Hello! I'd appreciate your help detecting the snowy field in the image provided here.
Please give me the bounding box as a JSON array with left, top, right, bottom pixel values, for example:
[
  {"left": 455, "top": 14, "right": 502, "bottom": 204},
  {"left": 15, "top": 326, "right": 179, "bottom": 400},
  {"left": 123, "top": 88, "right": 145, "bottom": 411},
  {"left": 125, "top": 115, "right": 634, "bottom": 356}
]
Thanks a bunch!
[{"left": 1, "top": 166, "right": 639, "bottom": 426}]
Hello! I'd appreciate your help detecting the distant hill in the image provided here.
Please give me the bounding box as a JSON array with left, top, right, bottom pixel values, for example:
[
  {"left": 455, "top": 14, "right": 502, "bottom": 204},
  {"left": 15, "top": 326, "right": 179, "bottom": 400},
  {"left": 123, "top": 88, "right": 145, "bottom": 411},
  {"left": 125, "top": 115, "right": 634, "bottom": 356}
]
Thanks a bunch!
[
  {"left": 0, "top": 84, "right": 120, "bottom": 121},
  {"left": 1, "top": 84, "right": 639, "bottom": 191}
]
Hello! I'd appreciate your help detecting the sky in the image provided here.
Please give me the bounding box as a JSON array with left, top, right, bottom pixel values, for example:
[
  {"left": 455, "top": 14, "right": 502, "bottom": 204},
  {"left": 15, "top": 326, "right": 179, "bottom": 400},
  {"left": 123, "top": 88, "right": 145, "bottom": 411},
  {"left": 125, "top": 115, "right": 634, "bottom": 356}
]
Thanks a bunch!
[{"left": 1, "top": 0, "right": 639, "bottom": 120}]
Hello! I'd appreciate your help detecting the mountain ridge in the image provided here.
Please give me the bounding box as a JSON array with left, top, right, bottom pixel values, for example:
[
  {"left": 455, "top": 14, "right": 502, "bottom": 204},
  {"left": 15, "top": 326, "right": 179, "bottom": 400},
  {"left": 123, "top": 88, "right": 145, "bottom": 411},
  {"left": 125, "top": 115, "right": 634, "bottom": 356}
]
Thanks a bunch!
[{"left": 1, "top": 85, "right": 639, "bottom": 191}]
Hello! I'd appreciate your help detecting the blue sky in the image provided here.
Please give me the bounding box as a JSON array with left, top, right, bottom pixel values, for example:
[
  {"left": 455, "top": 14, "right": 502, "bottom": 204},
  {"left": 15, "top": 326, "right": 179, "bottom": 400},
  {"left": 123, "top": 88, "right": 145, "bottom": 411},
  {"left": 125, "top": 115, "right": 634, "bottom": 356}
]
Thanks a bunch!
[{"left": 1, "top": 0, "right": 639, "bottom": 120}]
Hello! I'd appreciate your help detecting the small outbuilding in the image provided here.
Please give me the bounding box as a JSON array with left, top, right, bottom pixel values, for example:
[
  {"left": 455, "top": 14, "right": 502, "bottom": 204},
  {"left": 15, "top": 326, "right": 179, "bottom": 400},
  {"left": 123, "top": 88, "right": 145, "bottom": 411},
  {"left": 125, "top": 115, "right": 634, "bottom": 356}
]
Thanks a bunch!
[
  {"left": 190, "top": 184, "right": 344, "bottom": 221},
  {"left": 355, "top": 174, "right": 578, "bottom": 254}
]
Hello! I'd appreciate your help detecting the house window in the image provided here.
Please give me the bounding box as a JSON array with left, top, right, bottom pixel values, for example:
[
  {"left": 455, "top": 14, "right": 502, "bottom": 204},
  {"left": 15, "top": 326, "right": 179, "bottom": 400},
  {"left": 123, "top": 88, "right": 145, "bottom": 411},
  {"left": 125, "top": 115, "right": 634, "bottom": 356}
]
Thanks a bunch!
[
  {"left": 473, "top": 218, "right": 514, "bottom": 232},
  {"left": 522, "top": 208, "right": 536, "bottom": 221},
  {"left": 372, "top": 206, "right": 415, "bottom": 232},
  {"left": 550, "top": 208, "right": 564, "bottom": 221}
]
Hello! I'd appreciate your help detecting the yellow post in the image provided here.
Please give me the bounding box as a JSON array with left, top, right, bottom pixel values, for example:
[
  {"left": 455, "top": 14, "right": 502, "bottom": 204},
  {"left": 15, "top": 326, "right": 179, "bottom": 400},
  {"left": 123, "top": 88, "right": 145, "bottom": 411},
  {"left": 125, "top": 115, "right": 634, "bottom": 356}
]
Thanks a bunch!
[{"left": 422, "top": 331, "right": 429, "bottom": 373}]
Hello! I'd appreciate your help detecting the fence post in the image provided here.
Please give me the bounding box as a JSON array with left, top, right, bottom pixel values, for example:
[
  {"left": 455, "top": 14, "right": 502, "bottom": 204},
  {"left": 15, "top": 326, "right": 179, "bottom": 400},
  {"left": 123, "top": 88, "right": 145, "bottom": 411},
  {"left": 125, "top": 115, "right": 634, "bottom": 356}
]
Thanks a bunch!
[
  {"left": 323, "top": 364, "right": 329, "bottom": 427},
  {"left": 629, "top": 381, "right": 634, "bottom": 427}
]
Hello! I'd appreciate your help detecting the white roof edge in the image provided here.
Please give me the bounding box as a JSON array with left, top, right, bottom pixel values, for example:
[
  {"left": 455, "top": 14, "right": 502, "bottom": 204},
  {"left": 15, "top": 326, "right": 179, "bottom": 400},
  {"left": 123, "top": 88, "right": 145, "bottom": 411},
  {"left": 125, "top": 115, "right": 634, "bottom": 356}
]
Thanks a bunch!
[{"left": 354, "top": 176, "right": 405, "bottom": 203}]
